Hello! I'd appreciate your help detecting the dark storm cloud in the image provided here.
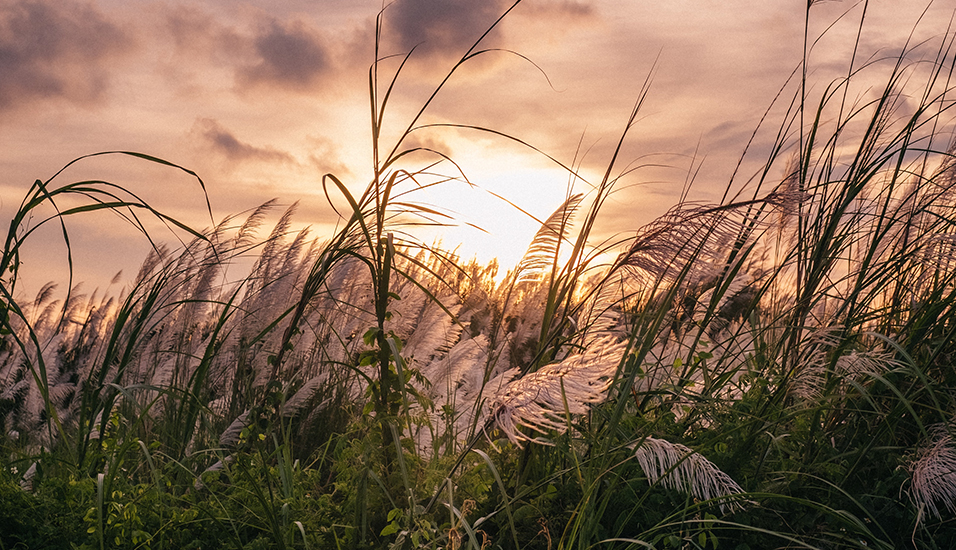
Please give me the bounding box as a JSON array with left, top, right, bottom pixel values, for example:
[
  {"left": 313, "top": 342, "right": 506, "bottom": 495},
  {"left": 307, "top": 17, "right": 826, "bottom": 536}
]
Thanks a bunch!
[
  {"left": 0, "top": 0, "right": 131, "bottom": 112},
  {"left": 236, "top": 18, "right": 332, "bottom": 91},
  {"left": 386, "top": 0, "right": 507, "bottom": 58},
  {"left": 194, "top": 118, "right": 293, "bottom": 164}
]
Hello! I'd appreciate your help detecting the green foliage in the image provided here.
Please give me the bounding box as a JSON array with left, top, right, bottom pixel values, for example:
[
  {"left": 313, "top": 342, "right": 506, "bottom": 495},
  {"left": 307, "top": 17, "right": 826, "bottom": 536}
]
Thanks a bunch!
[{"left": 0, "top": 470, "right": 92, "bottom": 548}]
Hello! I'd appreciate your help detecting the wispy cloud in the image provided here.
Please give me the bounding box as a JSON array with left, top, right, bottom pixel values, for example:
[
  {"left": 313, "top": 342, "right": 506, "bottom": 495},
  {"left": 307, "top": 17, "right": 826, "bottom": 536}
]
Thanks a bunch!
[
  {"left": 236, "top": 17, "right": 332, "bottom": 91},
  {"left": 305, "top": 135, "right": 352, "bottom": 178},
  {"left": 0, "top": 0, "right": 132, "bottom": 113},
  {"left": 518, "top": 0, "right": 595, "bottom": 20},
  {"left": 162, "top": 4, "right": 246, "bottom": 63},
  {"left": 193, "top": 118, "right": 293, "bottom": 164},
  {"left": 158, "top": 5, "right": 345, "bottom": 96},
  {"left": 385, "top": 0, "right": 508, "bottom": 59}
]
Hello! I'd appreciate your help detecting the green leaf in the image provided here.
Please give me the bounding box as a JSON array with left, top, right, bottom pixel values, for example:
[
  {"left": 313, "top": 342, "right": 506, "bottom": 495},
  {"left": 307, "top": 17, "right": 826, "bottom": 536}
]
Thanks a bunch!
[{"left": 363, "top": 327, "right": 379, "bottom": 346}]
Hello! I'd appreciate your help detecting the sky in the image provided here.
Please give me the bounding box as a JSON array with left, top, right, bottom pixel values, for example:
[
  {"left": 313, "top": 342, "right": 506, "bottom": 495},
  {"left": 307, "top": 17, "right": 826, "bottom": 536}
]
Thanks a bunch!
[{"left": 1, "top": 0, "right": 954, "bottom": 298}]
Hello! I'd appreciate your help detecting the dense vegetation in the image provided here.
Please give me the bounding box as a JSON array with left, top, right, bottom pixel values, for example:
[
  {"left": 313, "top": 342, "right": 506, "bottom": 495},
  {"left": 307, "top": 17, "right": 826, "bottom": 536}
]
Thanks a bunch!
[{"left": 4, "top": 2, "right": 956, "bottom": 548}]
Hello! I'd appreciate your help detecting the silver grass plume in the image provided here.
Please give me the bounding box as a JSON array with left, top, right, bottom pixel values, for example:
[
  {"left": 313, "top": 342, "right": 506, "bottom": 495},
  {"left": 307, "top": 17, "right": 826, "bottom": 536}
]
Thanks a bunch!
[
  {"left": 616, "top": 203, "right": 745, "bottom": 288},
  {"left": 281, "top": 375, "right": 330, "bottom": 418},
  {"left": 834, "top": 351, "right": 899, "bottom": 379},
  {"left": 411, "top": 333, "right": 495, "bottom": 452},
  {"left": 247, "top": 202, "right": 299, "bottom": 290},
  {"left": 615, "top": 191, "right": 802, "bottom": 290},
  {"left": 576, "top": 270, "right": 626, "bottom": 347},
  {"left": 219, "top": 411, "right": 250, "bottom": 448},
  {"left": 772, "top": 154, "right": 812, "bottom": 241},
  {"left": 19, "top": 462, "right": 37, "bottom": 491},
  {"left": 790, "top": 327, "right": 900, "bottom": 401},
  {"left": 692, "top": 273, "right": 753, "bottom": 328},
  {"left": 513, "top": 194, "right": 583, "bottom": 287},
  {"left": 633, "top": 437, "right": 746, "bottom": 513},
  {"left": 384, "top": 279, "right": 429, "bottom": 343},
  {"left": 908, "top": 425, "right": 956, "bottom": 522},
  {"left": 404, "top": 299, "right": 462, "bottom": 370},
  {"left": 235, "top": 199, "right": 278, "bottom": 248},
  {"left": 486, "top": 337, "right": 625, "bottom": 446}
]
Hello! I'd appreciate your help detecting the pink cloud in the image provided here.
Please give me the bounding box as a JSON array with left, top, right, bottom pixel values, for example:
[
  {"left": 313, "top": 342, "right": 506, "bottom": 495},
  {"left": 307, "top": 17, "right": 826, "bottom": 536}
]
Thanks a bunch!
[
  {"left": 192, "top": 118, "right": 294, "bottom": 164},
  {"left": 0, "top": 0, "right": 132, "bottom": 112},
  {"left": 236, "top": 18, "right": 332, "bottom": 91}
]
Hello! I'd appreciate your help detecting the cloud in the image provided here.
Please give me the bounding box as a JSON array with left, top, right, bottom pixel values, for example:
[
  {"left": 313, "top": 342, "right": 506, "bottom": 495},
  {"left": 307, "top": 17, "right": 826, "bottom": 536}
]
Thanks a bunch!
[
  {"left": 162, "top": 4, "right": 246, "bottom": 63},
  {"left": 401, "top": 131, "right": 455, "bottom": 160},
  {"left": 306, "top": 135, "right": 352, "bottom": 178},
  {"left": 193, "top": 118, "right": 294, "bottom": 164},
  {"left": 380, "top": 0, "right": 595, "bottom": 65},
  {"left": 385, "top": 0, "right": 508, "bottom": 59},
  {"left": 518, "top": 0, "right": 595, "bottom": 20},
  {"left": 157, "top": 5, "right": 357, "bottom": 96},
  {"left": 236, "top": 17, "right": 332, "bottom": 91},
  {"left": 0, "top": 0, "right": 132, "bottom": 112}
]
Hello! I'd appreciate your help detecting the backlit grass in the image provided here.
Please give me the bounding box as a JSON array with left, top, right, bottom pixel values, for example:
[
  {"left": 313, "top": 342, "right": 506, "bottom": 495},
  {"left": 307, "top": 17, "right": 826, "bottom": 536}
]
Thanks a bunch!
[{"left": 3, "top": 2, "right": 956, "bottom": 549}]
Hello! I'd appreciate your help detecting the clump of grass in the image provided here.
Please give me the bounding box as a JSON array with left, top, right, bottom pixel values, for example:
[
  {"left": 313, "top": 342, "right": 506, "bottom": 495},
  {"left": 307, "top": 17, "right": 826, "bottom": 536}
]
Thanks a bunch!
[{"left": 3, "top": 1, "right": 956, "bottom": 549}]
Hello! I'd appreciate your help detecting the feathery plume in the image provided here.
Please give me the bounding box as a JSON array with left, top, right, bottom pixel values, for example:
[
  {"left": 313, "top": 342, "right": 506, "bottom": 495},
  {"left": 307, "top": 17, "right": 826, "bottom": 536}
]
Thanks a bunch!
[
  {"left": 219, "top": 410, "right": 250, "bottom": 449},
  {"left": 616, "top": 191, "right": 798, "bottom": 290},
  {"left": 908, "top": 426, "right": 956, "bottom": 521},
  {"left": 19, "top": 462, "right": 37, "bottom": 492},
  {"left": 282, "top": 375, "right": 330, "bottom": 418},
  {"left": 513, "top": 194, "right": 583, "bottom": 287},
  {"left": 633, "top": 437, "right": 746, "bottom": 513},
  {"left": 615, "top": 203, "right": 742, "bottom": 287},
  {"left": 790, "top": 327, "right": 900, "bottom": 401},
  {"left": 576, "top": 271, "right": 626, "bottom": 346},
  {"left": 487, "top": 337, "right": 625, "bottom": 445},
  {"left": 236, "top": 199, "right": 279, "bottom": 247}
]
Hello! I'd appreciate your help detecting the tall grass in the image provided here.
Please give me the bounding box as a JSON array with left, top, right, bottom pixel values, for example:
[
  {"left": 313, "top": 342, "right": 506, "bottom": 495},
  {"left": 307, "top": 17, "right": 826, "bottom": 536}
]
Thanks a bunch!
[{"left": 3, "top": 1, "right": 956, "bottom": 549}]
